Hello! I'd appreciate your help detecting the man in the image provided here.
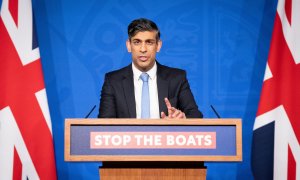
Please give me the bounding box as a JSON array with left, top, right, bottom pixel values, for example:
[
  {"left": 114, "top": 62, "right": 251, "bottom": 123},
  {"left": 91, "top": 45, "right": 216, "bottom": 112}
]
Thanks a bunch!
[{"left": 98, "top": 18, "right": 202, "bottom": 119}]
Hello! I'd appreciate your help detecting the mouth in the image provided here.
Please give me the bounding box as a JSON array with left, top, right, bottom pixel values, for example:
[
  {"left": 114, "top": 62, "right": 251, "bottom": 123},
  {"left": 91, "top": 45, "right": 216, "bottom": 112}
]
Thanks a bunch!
[{"left": 138, "top": 56, "right": 148, "bottom": 62}]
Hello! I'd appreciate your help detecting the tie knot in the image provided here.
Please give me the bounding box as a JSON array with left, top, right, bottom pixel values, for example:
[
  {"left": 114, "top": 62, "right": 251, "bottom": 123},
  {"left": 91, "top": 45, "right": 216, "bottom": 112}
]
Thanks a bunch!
[{"left": 140, "top": 73, "right": 149, "bottom": 82}]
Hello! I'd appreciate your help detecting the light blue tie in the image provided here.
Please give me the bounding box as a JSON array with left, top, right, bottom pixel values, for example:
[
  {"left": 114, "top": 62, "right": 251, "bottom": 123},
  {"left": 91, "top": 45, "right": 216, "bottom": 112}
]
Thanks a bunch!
[{"left": 140, "top": 73, "right": 150, "bottom": 119}]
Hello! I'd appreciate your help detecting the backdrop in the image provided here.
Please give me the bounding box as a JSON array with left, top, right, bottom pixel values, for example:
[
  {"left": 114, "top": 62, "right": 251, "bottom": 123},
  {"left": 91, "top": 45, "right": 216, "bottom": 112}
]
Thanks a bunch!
[{"left": 10, "top": 0, "right": 278, "bottom": 179}]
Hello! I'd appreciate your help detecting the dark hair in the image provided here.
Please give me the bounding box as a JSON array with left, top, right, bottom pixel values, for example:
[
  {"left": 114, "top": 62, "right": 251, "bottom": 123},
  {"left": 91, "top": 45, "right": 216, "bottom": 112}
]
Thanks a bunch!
[{"left": 128, "top": 18, "right": 160, "bottom": 41}]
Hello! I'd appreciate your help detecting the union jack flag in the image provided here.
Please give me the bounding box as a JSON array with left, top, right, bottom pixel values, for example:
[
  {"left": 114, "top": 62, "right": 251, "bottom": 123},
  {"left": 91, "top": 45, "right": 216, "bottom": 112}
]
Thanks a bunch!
[
  {"left": 252, "top": 0, "right": 300, "bottom": 179},
  {"left": 0, "top": 0, "right": 57, "bottom": 179}
]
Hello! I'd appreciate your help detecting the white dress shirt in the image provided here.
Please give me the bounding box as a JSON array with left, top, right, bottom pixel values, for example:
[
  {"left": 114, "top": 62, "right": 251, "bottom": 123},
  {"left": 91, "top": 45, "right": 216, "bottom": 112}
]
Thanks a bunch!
[{"left": 132, "top": 62, "right": 160, "bottom": 119}]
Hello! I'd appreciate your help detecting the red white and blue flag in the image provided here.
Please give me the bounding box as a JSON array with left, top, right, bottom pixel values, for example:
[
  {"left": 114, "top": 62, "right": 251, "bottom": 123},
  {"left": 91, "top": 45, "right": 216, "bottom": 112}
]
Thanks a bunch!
[
  {"left": 0, "top": 0, "right": 57, "bottom": 179},
  {"left": 252, "top": 0, "right": 300, "bottom": 179}
]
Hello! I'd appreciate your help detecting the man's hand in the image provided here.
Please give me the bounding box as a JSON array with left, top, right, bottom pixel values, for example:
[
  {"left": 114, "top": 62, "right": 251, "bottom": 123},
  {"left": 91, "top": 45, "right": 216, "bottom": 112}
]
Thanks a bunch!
[{"left": 161, "top": 98, "right": 186, "bottom": 119}]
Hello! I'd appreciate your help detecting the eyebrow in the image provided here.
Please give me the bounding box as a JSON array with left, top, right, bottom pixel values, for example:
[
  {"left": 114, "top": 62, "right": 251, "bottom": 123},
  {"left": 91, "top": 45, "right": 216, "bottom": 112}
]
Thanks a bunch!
[{"left": 131, "top": 38, "right": 156, "bottom": 41}]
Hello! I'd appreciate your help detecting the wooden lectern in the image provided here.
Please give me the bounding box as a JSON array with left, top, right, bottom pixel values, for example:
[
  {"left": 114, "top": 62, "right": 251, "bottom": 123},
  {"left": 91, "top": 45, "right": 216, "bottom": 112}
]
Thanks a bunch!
[{"left": 65, "top": 119, "right": 242, "bottom": 180}]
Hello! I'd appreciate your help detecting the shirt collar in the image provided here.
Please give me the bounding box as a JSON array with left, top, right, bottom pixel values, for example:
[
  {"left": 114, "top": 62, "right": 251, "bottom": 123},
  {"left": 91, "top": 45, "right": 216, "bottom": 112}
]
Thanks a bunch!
[{"left": 132, "top": 62, "right": 157, "bottom": 81}]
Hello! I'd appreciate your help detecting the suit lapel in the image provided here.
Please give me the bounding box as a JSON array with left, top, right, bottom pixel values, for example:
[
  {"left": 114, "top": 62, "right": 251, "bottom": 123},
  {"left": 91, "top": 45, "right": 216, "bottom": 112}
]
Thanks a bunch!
[
  {"left": 157, "top": 63, "right": 168, "bottom": 115},
  {"left": 122, "top": 65, "right": 136, "bottom": 118}
]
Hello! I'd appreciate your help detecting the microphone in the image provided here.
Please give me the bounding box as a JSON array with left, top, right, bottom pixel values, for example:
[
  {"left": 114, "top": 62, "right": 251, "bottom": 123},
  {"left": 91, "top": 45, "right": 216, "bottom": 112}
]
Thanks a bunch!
[
  {"left": 210, "top": 105, "right": 221, "bottom": 118},
  {"left": 85, "top": 105, "right": 96, "bottom": 118}
]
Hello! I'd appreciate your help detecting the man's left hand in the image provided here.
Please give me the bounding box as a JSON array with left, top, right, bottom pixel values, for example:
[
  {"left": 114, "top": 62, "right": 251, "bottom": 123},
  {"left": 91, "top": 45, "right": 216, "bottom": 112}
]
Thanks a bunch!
[{"left": 161, "top": 98, "right": 186, "bottom": 119}]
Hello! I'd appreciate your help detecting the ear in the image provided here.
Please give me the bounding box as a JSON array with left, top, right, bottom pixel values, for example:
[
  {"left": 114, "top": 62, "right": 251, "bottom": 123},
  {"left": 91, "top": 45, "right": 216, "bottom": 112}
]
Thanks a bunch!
[
  {"left": 126, "top": 39, "right": 131, "bottom": 52},
  {"left": 156, "top": 40, "right": 162, "bottom": 52}
]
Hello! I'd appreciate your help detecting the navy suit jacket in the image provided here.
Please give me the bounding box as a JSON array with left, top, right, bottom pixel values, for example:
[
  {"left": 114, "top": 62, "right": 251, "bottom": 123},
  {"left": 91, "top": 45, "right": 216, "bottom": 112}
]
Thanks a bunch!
[{"left": 98, "top": 62, "right": 203, "bottom": 118}]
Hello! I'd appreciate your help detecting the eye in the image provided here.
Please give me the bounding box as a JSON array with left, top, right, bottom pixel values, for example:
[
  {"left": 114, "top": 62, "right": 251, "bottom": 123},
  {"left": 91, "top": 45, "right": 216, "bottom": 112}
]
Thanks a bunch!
[
  {"left": 132, "top": 40, "right": 141, "bottom": 45},
  {"left": 146, "top": 41, "right": 155, "bottom": 45}
]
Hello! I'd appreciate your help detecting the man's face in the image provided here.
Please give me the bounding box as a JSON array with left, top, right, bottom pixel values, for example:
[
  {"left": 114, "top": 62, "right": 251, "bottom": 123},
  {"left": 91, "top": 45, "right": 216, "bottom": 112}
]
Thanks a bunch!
[{"left": 126, "top": 31, "right": 162, "bottom": 72}]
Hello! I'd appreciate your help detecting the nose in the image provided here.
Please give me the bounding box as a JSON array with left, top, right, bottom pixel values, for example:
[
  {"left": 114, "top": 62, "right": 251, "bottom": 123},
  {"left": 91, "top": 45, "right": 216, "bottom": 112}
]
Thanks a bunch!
[{"left": 140, "top": 43, "right": 147, "bottom": 53}]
